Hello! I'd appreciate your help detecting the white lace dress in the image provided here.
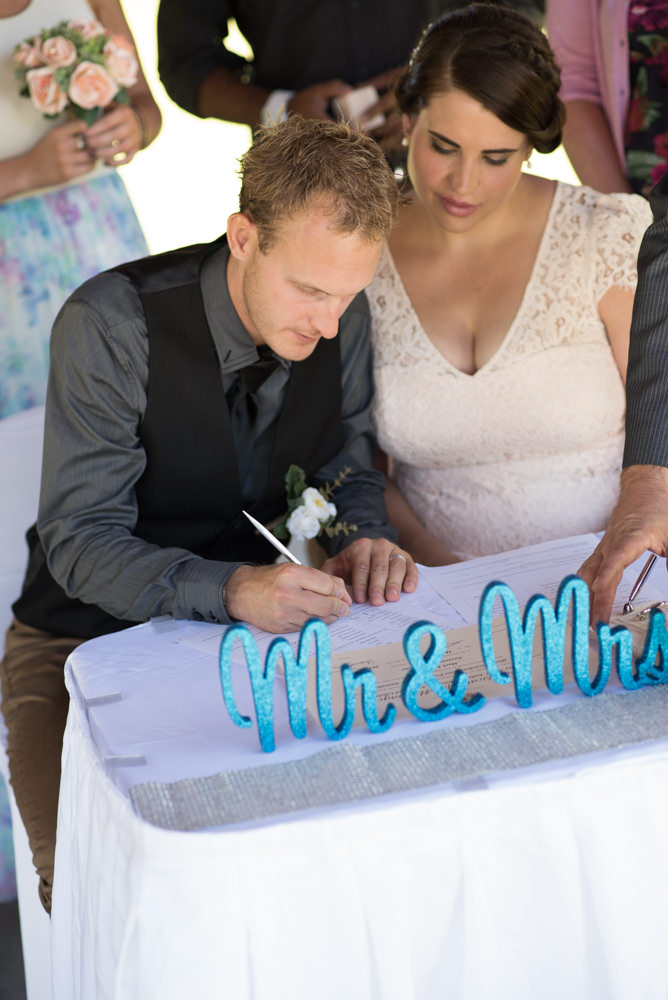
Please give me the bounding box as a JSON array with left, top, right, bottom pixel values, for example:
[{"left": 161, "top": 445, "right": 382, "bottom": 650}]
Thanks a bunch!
[{"left": 368, "top": 182, "right": 652, "bottom": 560}]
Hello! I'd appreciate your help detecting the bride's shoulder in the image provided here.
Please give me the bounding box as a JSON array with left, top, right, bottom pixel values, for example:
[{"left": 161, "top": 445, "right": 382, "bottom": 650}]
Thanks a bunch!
[
  {"left": 556, "top": 181, "right": 650, "bottom": 220},
  {"left": 556, "top": 182, "right": 652, "bottom": 247},
  {"left": 517, "top": 172, "right": 557, "bottom": 214}
]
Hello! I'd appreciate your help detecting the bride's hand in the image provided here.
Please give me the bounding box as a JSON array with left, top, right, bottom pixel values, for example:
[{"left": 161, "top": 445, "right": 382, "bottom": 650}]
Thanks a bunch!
[
  {"left": 21, "top": 120, "right": 95, "bottom": 190},
  {"left": 84, "top": 103, "right": 144, "bottom": 167}
]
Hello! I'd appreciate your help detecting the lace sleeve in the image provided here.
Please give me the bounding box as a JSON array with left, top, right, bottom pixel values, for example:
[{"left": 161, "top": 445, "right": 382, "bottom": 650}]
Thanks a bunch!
[{"left": 590, "top": 191, "right": 653, "bottom": 299}]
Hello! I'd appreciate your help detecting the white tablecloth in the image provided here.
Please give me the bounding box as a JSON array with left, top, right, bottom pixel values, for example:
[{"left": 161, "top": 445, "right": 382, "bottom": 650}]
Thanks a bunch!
[{"left": 51, "top": 580, "right": 668, "bottom": 1000}]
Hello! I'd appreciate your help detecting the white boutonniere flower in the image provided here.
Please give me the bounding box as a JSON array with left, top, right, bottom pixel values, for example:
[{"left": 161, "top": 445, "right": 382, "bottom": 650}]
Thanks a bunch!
[
  {"left": 274, "top": 465, "right": 357, "bottom": 543},
  {"left": 285, "top": 505, "right": 320, "bottom": 541}
]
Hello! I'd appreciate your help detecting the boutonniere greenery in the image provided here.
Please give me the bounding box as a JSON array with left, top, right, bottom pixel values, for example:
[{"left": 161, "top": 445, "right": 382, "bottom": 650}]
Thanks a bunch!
[{"left": 274, "top": 465, "right": 358, "bottom": 542}]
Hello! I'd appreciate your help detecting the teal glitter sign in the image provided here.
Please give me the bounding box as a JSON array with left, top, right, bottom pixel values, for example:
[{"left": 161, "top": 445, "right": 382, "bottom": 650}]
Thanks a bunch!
[{"left": 219, "top": 575, "right": 668, "bottom": 752}]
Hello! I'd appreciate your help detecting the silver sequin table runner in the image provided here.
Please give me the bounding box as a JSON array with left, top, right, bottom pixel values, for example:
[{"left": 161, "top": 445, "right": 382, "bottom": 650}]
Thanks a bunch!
[{"left": 129, "top": 686, "right": 668, "bottom": 831}]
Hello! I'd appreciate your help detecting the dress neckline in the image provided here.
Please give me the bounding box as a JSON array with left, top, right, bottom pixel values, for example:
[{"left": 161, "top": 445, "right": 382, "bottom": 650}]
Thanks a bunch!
[{"left": 383, "top": 180, "right": 562, "bottom": 379}]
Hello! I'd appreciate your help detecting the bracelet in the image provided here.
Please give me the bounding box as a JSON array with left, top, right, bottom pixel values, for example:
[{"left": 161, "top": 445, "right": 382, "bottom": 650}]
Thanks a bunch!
[
  {"left": 260, "top": 89, "right": 295, "bottom": 127},
  {"left": 130, "top": 104, "right": 148, "bottom": 150}
]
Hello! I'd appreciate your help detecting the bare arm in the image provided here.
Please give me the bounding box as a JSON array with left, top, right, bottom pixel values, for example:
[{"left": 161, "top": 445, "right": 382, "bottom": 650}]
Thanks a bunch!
[
  {"left": 87, "top": 0, "right": 162, "bottom": 159},
  {"left": 598, "top": 285, "right": 636, "bottom": 382},
  {"left": 384, "top": 479, "right": 459, "bottom": 567},
  {"left": 197, "top": 65, "right": 351, "bottom": 128},
  {"left": 197, "top": 65, "right": 267, "bottom": 124},
  {"left": 547, "top": 0, "right": 630, "bottom": 193},
  {"left": 562, "top": 100, "right": 632, "bottom": 194}
]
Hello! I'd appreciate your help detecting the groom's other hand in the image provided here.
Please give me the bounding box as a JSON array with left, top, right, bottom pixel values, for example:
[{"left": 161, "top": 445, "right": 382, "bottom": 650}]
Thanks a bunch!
[
  {"left": 578, "top": 465, "right": 668, "bottom": 623},
  {"left": 321, "top": 537, "right": 418, "bottom": 606}
]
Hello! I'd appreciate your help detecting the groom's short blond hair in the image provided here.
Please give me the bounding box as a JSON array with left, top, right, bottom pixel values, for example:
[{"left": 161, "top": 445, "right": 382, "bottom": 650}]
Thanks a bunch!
[{"left": 238, "top": 116, "right": 399, "bottom": 250}]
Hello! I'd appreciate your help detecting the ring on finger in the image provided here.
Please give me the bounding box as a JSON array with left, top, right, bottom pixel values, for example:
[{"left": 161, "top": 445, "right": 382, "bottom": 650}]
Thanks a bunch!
[
  {"left": 389, "top": 553, "right": 406, "bottom": 562},
  {"left": 111, "top": 138, "right": 120, "bottom": 148},
  {"left": 75, "top": 136, "right": 86, "bottom": 151}
]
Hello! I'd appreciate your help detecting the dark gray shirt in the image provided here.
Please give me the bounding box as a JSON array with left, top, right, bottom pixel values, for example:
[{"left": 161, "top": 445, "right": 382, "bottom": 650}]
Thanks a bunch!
[{"left": 37, "top": 245, "right": 392, "bottom": 626}]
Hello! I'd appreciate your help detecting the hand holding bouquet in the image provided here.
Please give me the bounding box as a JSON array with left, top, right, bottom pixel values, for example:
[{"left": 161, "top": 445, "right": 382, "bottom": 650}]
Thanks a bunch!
[{"left": 13, "top": 18, "right": 138, "bottom": 124}]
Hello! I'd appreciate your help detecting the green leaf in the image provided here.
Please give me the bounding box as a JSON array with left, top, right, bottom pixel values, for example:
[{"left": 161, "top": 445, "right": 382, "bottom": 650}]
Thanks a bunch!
[
  {"left": 53, "top": 66, "right": 73, "bottom": 89},
  {"left": 626, "top": 150, "right": 663, "bottom": 174},
  {"left": 284, "top": 464, "right": 307, "bottom": 500},
  {"left": 70, "top": 105, "right": 101, "bottom": 125}
]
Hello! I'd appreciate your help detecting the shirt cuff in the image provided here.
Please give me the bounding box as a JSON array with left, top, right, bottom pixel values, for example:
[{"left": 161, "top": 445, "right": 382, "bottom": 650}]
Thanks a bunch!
[
  {"left": 260, "top": 90, "right": 295, "bottom": 126},
  {"left": 178, "top": 560, "right": 249, "bottom": 626}
]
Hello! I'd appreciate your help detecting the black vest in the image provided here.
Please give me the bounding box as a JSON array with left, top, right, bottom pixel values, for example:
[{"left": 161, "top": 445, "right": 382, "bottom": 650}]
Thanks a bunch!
[{"left": 13, "top": 240, "right": 344, "bottom": 638}]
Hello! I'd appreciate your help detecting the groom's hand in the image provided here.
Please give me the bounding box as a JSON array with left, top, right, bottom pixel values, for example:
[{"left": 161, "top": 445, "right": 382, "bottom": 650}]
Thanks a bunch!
[
  {"left": 224, "top": 563, "right": 352, "bottom": 633},
  {"left": 321, "top": 536, "right": 418, "bottom": 606}
]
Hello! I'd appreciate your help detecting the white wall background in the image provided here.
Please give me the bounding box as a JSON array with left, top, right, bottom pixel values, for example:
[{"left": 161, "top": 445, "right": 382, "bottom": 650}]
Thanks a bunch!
[
  {"left": 118, "top": 2, "right": 578, "bottom": 254},
  {"left": 119, "top": 2, "right": 251, "bottom": 253}
]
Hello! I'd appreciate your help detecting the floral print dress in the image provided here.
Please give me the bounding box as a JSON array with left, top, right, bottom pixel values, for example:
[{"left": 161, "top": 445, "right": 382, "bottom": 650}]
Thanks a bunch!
[
  {"left": 0, "top": 0, "right": 149, "bottom": 419},
  {"left": 625, "top": 1, "right": 668, "bottom": 195}
]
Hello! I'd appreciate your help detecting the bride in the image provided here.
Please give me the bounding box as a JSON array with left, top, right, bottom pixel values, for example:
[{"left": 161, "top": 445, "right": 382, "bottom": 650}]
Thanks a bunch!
[{"left": 368, "top": 3, "right": 652, "bottom": 564}]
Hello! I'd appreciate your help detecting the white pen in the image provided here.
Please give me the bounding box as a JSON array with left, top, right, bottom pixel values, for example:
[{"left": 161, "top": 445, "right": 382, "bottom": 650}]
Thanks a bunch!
[
  {"left": 242, "top": 509, "right": 302, "bottom": 564},
  {"left": 241, "top": 509, "right": 354, "bottom": 618}
]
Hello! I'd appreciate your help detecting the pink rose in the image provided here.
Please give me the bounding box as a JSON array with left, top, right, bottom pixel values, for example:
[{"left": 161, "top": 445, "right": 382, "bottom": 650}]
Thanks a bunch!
[
  {"left": 103, "top": 35, "right": 138, "bottom": 88},
  {"left": 27, "top": 66, "right": 68, "bottom": 115},
  {"left": 13, "top": 38, "right": 43, "bottom": 68},
  {"left": 40, "top": 35, "right": 77, "bottom": 68},
  {"left": 66, "top": 18, "right": 105, "bottom": 40},
  {"left": 69, "top": 61, "right": 119, "bottom": 109}
]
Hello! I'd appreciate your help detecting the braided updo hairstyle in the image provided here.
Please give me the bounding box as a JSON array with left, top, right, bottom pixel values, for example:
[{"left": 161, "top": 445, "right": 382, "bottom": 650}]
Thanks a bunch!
[{"left": 397, "top": 3, "right": 564, "bottom": 154}]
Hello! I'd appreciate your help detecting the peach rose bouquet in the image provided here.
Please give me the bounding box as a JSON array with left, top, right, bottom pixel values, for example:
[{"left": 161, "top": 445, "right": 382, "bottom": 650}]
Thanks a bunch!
[{"left": 13, "top": 19, "right": 138, "bottom": 124}]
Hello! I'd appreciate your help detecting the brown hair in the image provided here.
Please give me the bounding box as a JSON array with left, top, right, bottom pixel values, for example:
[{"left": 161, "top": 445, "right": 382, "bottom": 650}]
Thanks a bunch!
[
  {"left": 238, "top": 116, "right": 399, "bottom": 250},
  {"left": 397, "top": 3, "right": 564, "bottom": 154}
]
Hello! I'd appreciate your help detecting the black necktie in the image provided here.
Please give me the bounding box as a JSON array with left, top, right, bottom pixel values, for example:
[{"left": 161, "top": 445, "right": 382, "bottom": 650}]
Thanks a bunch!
[
  {"left": 232, "top": 347, "right": 280, "bottom": 426},
  {"left": 239, "top": 348, "right": 280, "bottom": 396}
]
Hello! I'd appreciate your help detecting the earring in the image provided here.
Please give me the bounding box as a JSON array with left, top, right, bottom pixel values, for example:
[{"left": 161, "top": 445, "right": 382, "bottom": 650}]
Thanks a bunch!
[{"left": 401, "top": 135, "right": 409, "bottom": 148}]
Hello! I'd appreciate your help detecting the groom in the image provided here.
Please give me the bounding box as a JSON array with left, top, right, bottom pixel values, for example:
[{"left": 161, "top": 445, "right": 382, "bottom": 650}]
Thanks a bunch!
[{"left": 1, "top": 116, "right": 417, "bottom": 911}]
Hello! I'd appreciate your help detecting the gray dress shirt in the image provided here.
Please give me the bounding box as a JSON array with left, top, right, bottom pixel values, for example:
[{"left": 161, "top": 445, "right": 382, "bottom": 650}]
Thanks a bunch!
[{"left": 37, "top": 245, "right": 392, "bottom": 626}]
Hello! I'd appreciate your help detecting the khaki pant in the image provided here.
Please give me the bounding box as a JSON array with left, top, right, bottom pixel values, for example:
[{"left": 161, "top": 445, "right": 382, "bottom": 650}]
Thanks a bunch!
[{"left": 0, "top": 619, "right": 83, "bottom": 913}]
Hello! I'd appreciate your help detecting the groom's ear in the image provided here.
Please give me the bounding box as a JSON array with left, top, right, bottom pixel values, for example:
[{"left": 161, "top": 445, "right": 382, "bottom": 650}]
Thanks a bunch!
[{"left": 227, "top": 212, "right": 259, "bottom": 260}]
